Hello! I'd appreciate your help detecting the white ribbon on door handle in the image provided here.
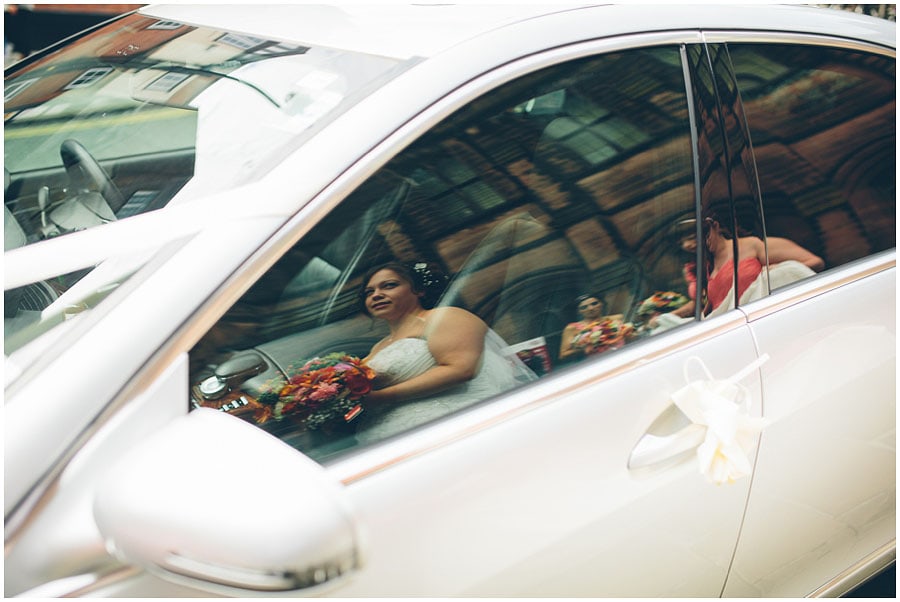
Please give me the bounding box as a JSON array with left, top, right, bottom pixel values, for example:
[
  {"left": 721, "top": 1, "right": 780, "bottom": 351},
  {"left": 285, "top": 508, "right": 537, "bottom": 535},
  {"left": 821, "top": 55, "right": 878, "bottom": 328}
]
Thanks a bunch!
[{"left": 671, "top": 354, "right": 770, "bottom": 485}]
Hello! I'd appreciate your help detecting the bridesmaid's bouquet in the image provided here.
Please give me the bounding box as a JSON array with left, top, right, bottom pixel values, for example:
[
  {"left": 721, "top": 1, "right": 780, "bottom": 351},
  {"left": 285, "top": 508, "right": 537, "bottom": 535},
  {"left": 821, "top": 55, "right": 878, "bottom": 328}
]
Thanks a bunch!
[
  {"left": 572, "top": 317, "right": 633, "bottom": 355},
  {"left": 636, "top": 291, "right": 688, "bottom": 320},
  {"left": 257, "top": 352, "right": 376, "bottom": 430}
]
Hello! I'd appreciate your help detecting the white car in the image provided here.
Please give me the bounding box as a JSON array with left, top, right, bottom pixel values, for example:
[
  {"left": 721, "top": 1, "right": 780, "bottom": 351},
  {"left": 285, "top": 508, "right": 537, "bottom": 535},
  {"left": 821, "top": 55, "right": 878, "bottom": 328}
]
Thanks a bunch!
[{"left": 4, "top": 4, "right": 895, "bottom": 597}]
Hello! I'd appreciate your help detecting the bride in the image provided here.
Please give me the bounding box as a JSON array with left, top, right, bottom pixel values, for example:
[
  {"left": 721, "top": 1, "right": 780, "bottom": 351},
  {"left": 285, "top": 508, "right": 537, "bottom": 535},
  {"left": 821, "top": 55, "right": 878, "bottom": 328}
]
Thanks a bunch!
[{"left": 355, "top": 261, "right": 536, "bottom": 443}]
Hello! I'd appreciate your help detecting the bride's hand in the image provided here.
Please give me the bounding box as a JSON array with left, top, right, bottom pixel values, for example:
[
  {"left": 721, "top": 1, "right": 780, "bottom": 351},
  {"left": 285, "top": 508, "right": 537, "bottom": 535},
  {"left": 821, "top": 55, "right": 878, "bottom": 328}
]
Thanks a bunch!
[{"left": 365, "top": 388, "right": 393, "bottom": 404}]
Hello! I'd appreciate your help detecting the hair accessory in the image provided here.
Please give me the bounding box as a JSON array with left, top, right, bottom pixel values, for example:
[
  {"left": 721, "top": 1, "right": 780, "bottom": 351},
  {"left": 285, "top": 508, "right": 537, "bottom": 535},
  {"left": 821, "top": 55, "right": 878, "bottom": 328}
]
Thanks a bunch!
[{"left": 413, "top": 262, "right": 441, "bottom": 290}]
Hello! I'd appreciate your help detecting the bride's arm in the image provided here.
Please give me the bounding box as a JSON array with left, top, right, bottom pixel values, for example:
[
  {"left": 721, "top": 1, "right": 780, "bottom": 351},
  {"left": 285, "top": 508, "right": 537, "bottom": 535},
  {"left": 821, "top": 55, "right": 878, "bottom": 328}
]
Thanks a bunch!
[
  {"left": 766, "top": 236, "right": 824, "bottom": 272},
  {"left": 366, "top": 307, "right": 486, "bottom": 404}
]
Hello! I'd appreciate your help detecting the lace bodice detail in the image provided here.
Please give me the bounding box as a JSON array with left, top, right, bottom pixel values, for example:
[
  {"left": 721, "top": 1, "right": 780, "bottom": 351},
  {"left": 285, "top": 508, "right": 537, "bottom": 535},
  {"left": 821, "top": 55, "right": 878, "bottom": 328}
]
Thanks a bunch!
[
  {"left": 356, "top": 329, "right": 536, "bottom": 443},
  {"left": 366, "top": 338, "right": 435, "bottom": 388}
]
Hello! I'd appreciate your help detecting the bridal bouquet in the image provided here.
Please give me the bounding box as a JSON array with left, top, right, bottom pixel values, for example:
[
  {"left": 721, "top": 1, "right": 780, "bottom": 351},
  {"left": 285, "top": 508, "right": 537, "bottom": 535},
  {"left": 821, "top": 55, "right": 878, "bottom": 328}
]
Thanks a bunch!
[
  {"left": 257, "top": 352, "right": 376, "bottom": 430},
  {"left": 571, "top": 317, "right": 633, "bottom": 355},
  {"left": 636, "top": 291, "right": 689, "bottom": 319}
]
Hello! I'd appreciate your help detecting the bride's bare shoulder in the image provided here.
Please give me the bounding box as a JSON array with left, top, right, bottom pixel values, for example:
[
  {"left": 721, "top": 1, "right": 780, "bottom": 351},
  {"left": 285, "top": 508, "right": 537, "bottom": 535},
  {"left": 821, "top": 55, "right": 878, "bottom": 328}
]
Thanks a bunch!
[
  {"left": 427, "top": 306, "right": 481, "bottom": 322},
  {"left": 423, "top": 307, "right": 487, "bottom": 334}
]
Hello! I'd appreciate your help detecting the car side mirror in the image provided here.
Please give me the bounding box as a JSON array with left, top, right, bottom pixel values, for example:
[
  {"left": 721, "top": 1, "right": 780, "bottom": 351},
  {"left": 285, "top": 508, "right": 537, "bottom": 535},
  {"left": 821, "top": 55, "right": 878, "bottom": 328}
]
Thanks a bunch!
[{"left": 93, "top": 409, "right": 363, "bottom": 594}]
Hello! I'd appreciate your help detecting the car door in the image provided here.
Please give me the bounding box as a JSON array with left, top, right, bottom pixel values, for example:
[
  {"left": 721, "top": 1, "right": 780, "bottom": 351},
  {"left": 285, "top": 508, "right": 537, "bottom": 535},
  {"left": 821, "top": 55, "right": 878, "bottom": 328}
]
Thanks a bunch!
[
  {"left": 716, "top": 40, "right": 896, "bottom": 597},
  {"left": 170, "top": 37, "right": 765, "bottom": 597}
]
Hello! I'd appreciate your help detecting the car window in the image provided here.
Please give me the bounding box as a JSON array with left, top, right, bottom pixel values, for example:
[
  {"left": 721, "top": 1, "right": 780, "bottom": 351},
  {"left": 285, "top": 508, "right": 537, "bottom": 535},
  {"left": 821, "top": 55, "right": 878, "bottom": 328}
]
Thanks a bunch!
[
  {"left": 189, "top": 45, "right": 699, "bottom": 462},
  {"left": 4, "top": 245, "right": 168, "bottom": 381},
  {"left": 730, "top": 43, "right": 895, "bottom": 281}
]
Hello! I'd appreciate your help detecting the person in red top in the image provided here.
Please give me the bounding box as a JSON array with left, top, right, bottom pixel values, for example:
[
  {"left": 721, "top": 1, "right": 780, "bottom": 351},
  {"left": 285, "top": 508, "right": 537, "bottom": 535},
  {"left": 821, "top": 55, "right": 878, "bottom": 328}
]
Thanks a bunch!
[
  {"left": 702, "top": 217, "right": 824, "bottom": 313},
  {"left": 661, "top": 215, "right": 824, "bottom": 322}
]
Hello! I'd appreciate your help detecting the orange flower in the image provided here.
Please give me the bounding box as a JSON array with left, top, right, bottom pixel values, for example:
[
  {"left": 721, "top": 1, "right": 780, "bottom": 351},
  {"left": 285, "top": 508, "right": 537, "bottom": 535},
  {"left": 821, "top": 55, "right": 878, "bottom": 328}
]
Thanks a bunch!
[{"left": 345, "top": 369, "right": 373, "bottom": 396}]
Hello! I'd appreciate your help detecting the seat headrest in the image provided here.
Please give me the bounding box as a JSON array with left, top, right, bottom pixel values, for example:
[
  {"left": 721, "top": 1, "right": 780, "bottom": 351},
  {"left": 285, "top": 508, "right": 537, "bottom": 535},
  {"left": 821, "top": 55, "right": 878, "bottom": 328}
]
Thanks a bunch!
[{"left": 5, "top": 204, "right": 27, "bottom": 251}]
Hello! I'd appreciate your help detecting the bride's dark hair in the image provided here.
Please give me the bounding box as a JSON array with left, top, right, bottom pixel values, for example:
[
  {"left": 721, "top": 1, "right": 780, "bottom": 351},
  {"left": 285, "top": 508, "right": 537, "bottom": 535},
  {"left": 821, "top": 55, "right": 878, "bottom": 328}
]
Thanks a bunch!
[{"left": 359, "top": 261, "right": 448, "bottom": 314}]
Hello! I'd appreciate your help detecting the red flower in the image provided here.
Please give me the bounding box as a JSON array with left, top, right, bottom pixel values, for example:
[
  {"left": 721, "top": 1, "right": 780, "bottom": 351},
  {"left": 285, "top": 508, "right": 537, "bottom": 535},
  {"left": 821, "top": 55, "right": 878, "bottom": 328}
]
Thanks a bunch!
[{"left": 345, "top": 370, "right": 373, "bottom": 396}]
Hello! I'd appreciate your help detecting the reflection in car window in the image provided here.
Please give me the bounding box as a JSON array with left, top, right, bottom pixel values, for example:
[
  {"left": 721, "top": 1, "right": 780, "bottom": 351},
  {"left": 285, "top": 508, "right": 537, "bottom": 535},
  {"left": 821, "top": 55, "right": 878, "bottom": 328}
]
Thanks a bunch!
[
  {"left": 189, "top": 45, "right": 699, "bottom": 461},
  {"left": 730, "top": 44, "right": 896, "bottom": 280}
]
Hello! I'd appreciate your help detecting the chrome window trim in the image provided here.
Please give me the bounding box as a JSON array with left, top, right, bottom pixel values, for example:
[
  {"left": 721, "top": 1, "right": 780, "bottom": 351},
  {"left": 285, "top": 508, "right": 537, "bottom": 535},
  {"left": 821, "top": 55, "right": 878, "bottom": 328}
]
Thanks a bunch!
[
  {"left": 739, "top": 253, "right": 896, "bottom": 323},
  {"left": 807, "top": 539, "right": 896, "bottom": 597},
  {"left": 701, "top": 30, "right": 896, "bottom": 56}
]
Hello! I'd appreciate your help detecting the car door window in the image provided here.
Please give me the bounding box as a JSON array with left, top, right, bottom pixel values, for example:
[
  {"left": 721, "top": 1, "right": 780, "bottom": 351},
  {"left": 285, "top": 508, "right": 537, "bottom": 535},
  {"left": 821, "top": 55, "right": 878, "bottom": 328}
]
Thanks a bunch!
[
  {"left": 189, "top": 45, "right": 700, "bottom": 461},
  {"left": 730, "top": 43, "right": 896, "bottom": 279}
]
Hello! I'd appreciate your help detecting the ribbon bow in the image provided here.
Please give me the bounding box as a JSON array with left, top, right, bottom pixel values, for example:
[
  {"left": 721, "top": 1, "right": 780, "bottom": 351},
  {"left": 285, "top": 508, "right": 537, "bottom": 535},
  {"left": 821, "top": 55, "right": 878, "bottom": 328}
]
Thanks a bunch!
[{"left": 671, "top": 355, "right": 770, "bottom": 485}]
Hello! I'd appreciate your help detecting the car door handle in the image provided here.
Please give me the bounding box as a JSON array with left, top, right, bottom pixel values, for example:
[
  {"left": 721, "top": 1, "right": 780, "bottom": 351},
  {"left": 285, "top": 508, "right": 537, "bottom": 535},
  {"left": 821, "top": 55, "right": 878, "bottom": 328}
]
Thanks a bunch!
[
  {"left": 628, "top": 354, "right": 770, "bottom": 480},
  {"left": 627, "top": 423, "right": 706, "bottom": 470}
]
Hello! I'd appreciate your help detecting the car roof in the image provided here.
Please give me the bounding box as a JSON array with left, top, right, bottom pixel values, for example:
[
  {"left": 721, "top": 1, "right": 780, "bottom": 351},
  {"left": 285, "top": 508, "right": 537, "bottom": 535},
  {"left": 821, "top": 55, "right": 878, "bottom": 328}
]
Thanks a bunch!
[
  {"left": 138, "top": 4, "right": 586, "bottom": 60},
  {"left": 140, "top": 3, "right": 896, "bottom": 60}
]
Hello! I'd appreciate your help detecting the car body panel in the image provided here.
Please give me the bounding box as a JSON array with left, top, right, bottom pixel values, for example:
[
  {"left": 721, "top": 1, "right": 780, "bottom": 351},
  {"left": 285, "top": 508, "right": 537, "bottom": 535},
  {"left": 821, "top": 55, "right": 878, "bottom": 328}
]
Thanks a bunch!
[
  {"left": 6, "top": 355, "right": 190, "bottom": 596},
  {"left": 4, "top": 214, "right": 282, "bottom": 517},
  {"left": 727, "top": 259, "right": 896, "bottom": 596},
  {"left": 330, "top": 317, "right": 761, "bottom": 596}
]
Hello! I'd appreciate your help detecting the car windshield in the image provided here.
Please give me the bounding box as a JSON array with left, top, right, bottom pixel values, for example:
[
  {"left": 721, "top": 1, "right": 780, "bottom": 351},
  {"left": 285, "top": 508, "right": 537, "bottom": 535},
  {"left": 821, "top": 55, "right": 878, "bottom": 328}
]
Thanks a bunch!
[
  {"left": 4, "top": 11, "right": 409, "bottom": 247},
  {"left": 4, "top": 11, "right": 411, "bottom": 376}
]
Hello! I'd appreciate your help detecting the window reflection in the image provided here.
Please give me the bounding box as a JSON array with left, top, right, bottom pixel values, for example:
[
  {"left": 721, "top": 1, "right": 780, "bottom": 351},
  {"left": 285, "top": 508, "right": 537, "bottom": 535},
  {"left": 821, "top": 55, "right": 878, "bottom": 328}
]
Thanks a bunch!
[{"left": 730, "top": 44, "right": 896, "bottom": 273}]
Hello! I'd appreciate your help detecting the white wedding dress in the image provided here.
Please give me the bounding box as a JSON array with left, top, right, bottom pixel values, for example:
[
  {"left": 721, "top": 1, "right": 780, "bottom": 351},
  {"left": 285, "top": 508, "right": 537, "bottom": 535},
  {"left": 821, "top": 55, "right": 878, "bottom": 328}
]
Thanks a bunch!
[{"left": 356, "top": 329, "right": 537, "bottom": 443}]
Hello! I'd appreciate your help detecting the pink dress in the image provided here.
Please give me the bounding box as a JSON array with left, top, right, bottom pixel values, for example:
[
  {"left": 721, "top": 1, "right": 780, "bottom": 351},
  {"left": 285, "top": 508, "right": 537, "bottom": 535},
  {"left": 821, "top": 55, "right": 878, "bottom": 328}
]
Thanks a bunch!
[{"left": 707, "top": 257, "right": 762, "bottom": 311}]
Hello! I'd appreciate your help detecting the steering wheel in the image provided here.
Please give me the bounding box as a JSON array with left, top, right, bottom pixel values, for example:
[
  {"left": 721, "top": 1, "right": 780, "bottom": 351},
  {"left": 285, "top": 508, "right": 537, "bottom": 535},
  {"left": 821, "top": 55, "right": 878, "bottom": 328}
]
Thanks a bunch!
[{"left": 60, "top": 139, "right": 126, "bottom": 214}]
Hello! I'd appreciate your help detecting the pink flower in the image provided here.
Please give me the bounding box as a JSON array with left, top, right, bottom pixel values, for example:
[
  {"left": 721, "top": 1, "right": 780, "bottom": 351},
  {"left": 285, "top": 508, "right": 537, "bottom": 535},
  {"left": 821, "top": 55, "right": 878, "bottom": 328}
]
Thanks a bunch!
[{"left": 309, "top": 382, "right": 340, "bottom": 401}]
